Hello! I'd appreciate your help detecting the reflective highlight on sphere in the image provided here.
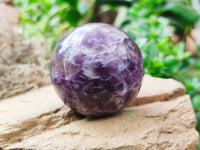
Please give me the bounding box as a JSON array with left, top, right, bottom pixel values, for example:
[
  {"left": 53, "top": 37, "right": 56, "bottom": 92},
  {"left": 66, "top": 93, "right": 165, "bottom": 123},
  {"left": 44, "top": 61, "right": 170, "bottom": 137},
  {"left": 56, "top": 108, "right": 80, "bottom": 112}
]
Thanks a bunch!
[{"left": 50, "top": 23, "right": 144, "bottom": 117}]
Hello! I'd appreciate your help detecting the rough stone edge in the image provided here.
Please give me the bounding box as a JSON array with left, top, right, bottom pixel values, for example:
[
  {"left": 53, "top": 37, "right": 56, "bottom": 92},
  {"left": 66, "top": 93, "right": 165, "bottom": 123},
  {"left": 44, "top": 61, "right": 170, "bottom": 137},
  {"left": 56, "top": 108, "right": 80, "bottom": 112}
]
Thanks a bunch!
[
  {"left": 129, "top": 87, "right": 186, "bottom": 106},
  {"left": 4, "top": 95, "right": 199, "bottom": 150},
  {"left": 0, "top": 106, "right": 83, "bottom": 147},
  {"left": 128, "top": 75, "right": 186, "bottom": 107}
]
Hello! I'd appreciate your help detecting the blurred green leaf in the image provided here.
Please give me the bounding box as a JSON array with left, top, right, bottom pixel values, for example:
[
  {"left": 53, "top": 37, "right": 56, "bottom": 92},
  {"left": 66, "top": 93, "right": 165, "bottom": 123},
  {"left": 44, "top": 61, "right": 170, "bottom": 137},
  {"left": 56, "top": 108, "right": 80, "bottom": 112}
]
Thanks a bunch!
[
  {"left": 196, "top": 112, "right": 200, "bottom": 133},
  {"left": 164, "top": 56, "right": 181, "bottom": 74},
  {"left": 96, "top": 0, "right": 132, "bottom": 7},
  {"left": 69, "top": 0, "right": 79, "bottom": 8},
  {"left": 161, "top": 2, "right": 200, "bottom": 25},
  {"left": 197, "top": 45, "right": 200, "bottom": 55},
  {"left": 192, "top": 95, "right": 200, "bottom": 111},
  {"left": 142, "top": 41, "right": 159, "bottom": 59},
  {"left": 66, "top": 9, "right": 81, "bottom": 26},
  {"left": 15, "top": 0, "right": 91, "bottom": 50}
]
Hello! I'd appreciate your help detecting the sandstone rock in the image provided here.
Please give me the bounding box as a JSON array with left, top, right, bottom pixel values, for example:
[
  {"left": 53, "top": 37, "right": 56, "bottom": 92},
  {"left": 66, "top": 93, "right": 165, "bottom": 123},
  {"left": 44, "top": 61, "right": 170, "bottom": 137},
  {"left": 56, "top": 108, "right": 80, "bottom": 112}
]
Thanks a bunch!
[
  {"left": 0, "top": 3, "right": 19, "bottom": 31},
  {"left": 129, "top": 75, "right": 186, "bottom": 106},
  {"left": 0, "top": 75, "right": 198, "bottom": 150}
]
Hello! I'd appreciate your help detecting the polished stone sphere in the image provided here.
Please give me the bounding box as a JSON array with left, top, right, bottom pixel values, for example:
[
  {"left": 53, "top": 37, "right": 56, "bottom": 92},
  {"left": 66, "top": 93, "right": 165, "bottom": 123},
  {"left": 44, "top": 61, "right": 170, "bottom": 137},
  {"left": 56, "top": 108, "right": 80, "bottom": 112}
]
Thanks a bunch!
[{"left": 50, "top": 23, "right": 144, "bottom": 117}]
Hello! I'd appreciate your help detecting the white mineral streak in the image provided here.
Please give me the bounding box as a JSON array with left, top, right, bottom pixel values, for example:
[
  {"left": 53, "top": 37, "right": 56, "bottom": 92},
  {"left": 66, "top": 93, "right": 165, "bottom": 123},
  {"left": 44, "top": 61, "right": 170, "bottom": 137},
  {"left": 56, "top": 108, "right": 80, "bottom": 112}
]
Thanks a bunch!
[
  {"left": 82, "top": 63, "right": 99, "bottom": 79},
  {"left": 119, "top": 82, "right": 128, "bottom": 96},
  {"left": 63, "top": 49, "right": 79, "bottom": 80},
  {"left": 60, "top": 24, "right": 131, "bottom": 97}
]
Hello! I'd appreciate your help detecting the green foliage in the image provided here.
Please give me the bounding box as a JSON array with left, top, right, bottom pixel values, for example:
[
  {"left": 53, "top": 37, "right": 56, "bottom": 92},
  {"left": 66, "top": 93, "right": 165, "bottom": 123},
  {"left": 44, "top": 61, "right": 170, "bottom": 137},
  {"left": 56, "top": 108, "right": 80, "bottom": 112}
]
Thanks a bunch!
[
  {"left": 158, "top": 1, "right": 200, "bottom": 34},
  {"left": 193, "top": 95, "right": 200, "bottom": 111},
  {"left": 96, "top": 0, "right": 132, "bottom": 7},
  {"left": 121, "top": 0, "right": 200, "bottom": 33},
  {"left": 121, "top": 0, "right": 200, "bottom": 141},
  {"left": 161, "top": 2, "right": 200, "bottom": 25},
  {"left": 15, "top": 0, "right": 94, "bottom": 50}
]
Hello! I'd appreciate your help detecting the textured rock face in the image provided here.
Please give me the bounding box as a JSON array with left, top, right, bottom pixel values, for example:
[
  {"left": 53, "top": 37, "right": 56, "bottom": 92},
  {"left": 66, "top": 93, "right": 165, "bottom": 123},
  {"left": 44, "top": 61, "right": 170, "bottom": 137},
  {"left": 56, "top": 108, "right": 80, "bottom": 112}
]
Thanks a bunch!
[
  {"left": 50, "top": 23, "right": 144, "bottom": 117},
  {"left": 0, "top": 3, "right": 19, "bottom": 31},
  {"left": 129, "top": 75, "right": 186, "bottom": 106},
  {"left": 0, "top": 75, "right": 199, "bottom": 150}
]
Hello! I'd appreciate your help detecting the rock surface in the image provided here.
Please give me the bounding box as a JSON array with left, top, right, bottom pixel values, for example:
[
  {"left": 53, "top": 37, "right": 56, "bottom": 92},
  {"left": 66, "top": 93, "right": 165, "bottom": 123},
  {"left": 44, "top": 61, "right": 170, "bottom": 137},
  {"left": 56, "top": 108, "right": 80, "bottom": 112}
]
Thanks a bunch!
[
  {"left": 129, "top": 75, "right": 186, "bottom": 106},
  {"left": 0, "top": 75, "right": 199, "bottom": 150},
  {"left": 0, "top": 3, "right": 19, "bottom": 31}
]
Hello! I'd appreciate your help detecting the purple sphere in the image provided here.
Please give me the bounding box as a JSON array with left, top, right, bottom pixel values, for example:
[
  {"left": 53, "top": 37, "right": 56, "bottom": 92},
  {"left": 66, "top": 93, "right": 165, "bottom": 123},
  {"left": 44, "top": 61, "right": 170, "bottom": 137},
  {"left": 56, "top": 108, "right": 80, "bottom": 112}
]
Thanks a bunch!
[{"left": 50, "top": 23, "right": 144, "bottom": 117}]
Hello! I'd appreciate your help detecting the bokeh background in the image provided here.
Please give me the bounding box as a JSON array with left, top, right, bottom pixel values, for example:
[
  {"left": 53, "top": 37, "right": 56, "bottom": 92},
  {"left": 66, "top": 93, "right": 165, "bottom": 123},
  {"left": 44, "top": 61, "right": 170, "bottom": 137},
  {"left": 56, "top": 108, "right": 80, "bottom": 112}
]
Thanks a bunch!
[{"left": 1, "top": 0, "right": 200, "bottom": 148}]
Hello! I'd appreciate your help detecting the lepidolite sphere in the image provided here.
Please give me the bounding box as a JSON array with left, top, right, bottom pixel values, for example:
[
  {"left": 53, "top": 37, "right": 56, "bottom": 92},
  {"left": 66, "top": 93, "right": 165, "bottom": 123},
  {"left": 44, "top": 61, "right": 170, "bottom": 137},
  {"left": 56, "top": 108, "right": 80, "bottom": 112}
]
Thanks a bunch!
[{"left": 50, "top": 23, "right": 144, "bottom": 117}]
